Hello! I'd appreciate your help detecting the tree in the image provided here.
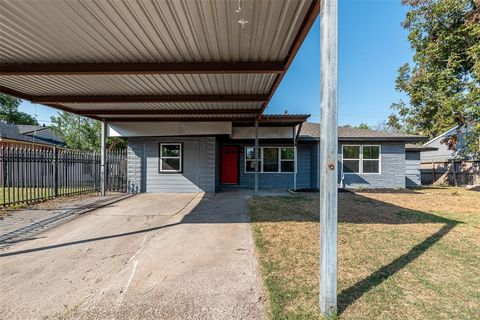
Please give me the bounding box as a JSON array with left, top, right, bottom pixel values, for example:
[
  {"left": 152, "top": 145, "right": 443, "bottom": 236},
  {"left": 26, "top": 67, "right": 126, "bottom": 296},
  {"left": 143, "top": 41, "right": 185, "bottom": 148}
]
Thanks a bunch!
[
  {"left": 389, "top": 0, "right": 480, "bottom": 157},
  {"left": 50, "top": 112, "right": 126, "bottom": 151},
  {"left": 356, "top": 122, "right": 372, "bottom": 130},
  {"left": 0, "top": 94, "right": 38, "bottom": 125},
  {"left": 343, "top": 123, "right": 372, "bottom": 130}
]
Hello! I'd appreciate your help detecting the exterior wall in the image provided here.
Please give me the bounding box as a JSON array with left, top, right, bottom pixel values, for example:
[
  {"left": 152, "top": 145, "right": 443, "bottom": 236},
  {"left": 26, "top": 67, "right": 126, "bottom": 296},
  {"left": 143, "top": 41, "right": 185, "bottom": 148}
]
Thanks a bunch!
[
  {"left": 339, "top": 142, "right": 406, "bottom": 189},
  {"left": 421, "top": 125, "right": 471, "bottom": 162},
  {"left": 127, "top": 137, "right": 409, "bottom": 192},
  {"left": 405, "top": 151, "right": 421, "bottom": 186},
  {"left": 296, "top": 144, "right": 311, "bottom": 189},
  {"left": 309, "top": 141, "right": 320, "bottom": 189},
  {"left": 127, "top": 136, "right": 216, "bottom": 193},
  {"left": 421, "top": 137, "right": 455, "bottom": 162},
  {"left": 220, "top": 142, "right": 316, "bottom": 189},
  {"left": 235, "top": 142, "right": 294, "bottom": 189}
]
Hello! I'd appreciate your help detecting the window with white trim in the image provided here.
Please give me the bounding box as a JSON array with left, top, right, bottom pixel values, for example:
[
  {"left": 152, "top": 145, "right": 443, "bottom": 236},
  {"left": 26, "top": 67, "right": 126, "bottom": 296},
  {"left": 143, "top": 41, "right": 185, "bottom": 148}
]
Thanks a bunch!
[
  {"left": 342, "top": 145, "right": 380, "bottom": 174},
  {"left": 159, "top": 143, "right": 182, "bottom": 172},
  {"left": 245, "top": 147, "right": 261, "bottom": 172},
  {"left": 244, "top": 147, "right": 294, "bottom": 173},
  {"left": 280, "top": 147, "right": 295, "bottom": 172}
]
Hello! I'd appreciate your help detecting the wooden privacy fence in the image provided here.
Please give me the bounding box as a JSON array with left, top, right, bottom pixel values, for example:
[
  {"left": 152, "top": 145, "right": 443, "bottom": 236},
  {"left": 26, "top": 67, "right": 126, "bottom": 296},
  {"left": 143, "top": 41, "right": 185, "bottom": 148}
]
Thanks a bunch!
[
  {"left": 420, "top": 160, "right": 480, "bottom": 186},
  {"left": 1, "top": 146, "right": 127, "bottom": 208}
]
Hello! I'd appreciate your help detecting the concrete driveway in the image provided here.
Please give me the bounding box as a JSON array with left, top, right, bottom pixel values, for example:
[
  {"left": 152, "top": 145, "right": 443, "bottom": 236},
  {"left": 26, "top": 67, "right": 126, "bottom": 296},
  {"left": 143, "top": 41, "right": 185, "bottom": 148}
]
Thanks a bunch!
[{"left": 0, "top": 193, "right": 265, "bottom": 320}]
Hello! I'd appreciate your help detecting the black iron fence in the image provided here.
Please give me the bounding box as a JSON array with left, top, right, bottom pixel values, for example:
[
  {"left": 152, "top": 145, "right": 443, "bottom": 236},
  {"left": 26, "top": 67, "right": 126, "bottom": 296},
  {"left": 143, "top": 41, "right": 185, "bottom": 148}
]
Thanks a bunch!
[{"left": 1, "top": 146, "right": 127, "bottom": 208}]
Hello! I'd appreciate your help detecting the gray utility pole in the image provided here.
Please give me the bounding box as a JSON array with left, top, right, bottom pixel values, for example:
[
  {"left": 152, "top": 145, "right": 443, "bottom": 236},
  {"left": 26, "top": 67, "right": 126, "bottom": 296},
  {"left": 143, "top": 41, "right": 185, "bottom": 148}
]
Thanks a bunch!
[
  {"left": 100, "top": 120, "right": 107, "bottom": 196},
  {"left": 319, "top": 0, "right": 338, "bottom": 317}
]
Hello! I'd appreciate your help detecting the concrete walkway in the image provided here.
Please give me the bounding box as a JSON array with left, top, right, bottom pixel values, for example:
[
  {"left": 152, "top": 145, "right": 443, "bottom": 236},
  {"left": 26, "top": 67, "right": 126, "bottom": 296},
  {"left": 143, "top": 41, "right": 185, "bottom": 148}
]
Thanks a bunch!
[{"left": 0, "top": 193, "right": 265, "bottom": 320}]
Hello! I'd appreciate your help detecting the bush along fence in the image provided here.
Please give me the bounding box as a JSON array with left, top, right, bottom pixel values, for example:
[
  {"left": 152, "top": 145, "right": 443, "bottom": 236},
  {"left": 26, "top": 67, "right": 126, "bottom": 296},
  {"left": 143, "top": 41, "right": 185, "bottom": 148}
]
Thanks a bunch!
[
  {"left": 420, "top": 160, "right": 480, "bottom": 186},
  {"left": 1, "top": 146, "right": 127, "bottom": 208}
]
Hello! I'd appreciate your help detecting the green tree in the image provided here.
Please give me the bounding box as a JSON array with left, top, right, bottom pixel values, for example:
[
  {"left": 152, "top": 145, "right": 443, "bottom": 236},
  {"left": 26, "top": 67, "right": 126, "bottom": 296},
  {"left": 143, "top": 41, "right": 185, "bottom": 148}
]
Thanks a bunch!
[
  {"left": 0, "top": 94, "right": 38, "bottom": 125},
  {"left": 51, "top": 112, "right": 126, "bottom": 151},
  {"left": 343, "top": 123, "right": 372, "bottom": 130},
  {"left": 389, "top": 0, "right": 480, "bottom": 157},
  {"left": 356, "top": 122, "right": 372, "bottom": 130}
]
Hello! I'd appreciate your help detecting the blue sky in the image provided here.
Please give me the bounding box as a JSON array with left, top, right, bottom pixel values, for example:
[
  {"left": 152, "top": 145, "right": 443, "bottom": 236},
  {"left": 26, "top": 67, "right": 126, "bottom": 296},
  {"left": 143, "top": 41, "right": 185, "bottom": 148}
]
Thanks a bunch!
[{"left": 20, "top": 0, "right": 413, "bottom": 127}]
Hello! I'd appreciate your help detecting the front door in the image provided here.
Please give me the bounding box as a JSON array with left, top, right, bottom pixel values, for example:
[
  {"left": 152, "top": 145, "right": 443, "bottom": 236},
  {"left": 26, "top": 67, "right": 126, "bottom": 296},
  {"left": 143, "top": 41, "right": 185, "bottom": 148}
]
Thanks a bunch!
[{"left": 221, "top": 146, "right": 239, "bottom": 184}]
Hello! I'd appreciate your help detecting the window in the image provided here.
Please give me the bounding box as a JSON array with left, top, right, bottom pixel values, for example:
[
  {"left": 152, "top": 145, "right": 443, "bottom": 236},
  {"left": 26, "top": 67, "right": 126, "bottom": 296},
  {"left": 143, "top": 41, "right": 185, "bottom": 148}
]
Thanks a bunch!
[
  {"left": 159, "top": 143, "right": 182, "bottom": 172},
  {"left": 280, "top": 147, "right": 294, "bottom": 172},
  {"left": 263, "top": 148, "right": 279, "bottom": 172},
  {"left": 342, "top": 145, "right": 360, "bottom": 173},
  {"left": 342, "top": 145, "right": 380, "bottom": 174},
  {"left": 245, "top": 147, "right": 261, "bottom": 172},
  {"left": 244, "top": 147, "right": 295, "bottom": 173},
  {"left": 362, "top": 146, "right": 380, "bottom": 173}
]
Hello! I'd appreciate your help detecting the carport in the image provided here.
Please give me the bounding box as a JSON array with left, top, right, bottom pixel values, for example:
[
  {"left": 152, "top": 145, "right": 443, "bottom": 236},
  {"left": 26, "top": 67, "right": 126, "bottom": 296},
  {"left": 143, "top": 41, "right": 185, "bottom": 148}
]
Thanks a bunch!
[{"left": 0, "top": 0, "right": 338, "bottom": 315}]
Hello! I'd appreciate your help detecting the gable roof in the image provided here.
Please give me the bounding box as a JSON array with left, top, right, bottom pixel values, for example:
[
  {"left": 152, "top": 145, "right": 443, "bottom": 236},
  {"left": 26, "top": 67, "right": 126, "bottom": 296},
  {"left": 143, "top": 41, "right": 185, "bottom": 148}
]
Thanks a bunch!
[
  {"left": 299, "top": 122, "right": 427, "bottom": 142},
  {"left": 0, "top": 122, "right": 65, "bottom": 146},
  {"left": 422, "top": 124, "right": 472, "bottom": 147}
]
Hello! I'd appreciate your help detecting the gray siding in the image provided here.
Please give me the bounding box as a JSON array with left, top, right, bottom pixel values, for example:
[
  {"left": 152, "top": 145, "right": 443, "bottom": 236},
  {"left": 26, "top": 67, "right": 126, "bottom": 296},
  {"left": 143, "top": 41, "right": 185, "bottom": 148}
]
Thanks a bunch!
[
  {"left": 339, "top": 142, "right": 406, "bottom": 189},
  {"left": 127, "top": 137, "right": 216, "bottom": 193},
  {"left": 310, "top": 142, "right": 319, "bottom": 189},
  {"left": 421, "top": 137, "right": 455, "bottom": 162},
  {"left": 237, "top": 143, "right": 294, "bottom": 189},
  {"left": 405, "top": 151, "right": 421, "bottom": 186},
  {"left": 296, "top": 144, "right": 311, "bottom": 189},
  {"left": 225, "top": 142, "right": 316, "bottom": 189}
]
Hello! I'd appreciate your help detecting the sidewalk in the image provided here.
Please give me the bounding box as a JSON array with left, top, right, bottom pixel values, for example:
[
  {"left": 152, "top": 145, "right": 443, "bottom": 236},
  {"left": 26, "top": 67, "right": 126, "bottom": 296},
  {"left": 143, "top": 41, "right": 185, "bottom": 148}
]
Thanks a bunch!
[{"left": 0, "top": 193, "right": 132, "bottom": 247}]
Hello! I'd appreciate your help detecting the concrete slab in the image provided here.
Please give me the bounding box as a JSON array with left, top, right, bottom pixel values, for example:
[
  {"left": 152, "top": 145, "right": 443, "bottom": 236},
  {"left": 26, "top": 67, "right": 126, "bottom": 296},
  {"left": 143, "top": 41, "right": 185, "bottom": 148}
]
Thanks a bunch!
[
  {"left": 0, "top": 192, "right": 266, "bottom": 320},
  {"left": 0, "top": 193, "right": 131, "bottom": 246}
]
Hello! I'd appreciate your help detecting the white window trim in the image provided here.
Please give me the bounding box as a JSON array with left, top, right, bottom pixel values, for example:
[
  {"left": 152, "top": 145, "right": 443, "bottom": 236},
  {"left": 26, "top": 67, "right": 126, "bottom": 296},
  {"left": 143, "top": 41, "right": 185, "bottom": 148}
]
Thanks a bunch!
[
  {"left": 342, "top": 144, "right": 381, "bottom": 175},
  {"left": 244, "top": 146, "right": 295, "bottom": 174},
  {"left": 159, "top": 143, "right": 182, "bottom": 173}
]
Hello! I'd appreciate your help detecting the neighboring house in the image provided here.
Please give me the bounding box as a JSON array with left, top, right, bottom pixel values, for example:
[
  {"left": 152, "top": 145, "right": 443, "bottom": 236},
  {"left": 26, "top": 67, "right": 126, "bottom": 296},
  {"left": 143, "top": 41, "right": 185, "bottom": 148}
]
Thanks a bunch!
[
  {"left": 112, "top": 119, "right": 426, "bottom": 193},
  {"left": 421, "top": 125, "right": 472, "bottom": 162},
  {"left": 0, "top": 122, "right": 66, "bottom": 148}
]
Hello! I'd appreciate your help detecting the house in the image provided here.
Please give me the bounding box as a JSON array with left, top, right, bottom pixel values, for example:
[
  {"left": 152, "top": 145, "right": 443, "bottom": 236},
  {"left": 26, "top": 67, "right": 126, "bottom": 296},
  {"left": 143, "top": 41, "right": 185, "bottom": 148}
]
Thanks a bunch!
[
  {"left": 107, "top": 120, "right": 426, "bottom": 193},
  {"left": 420, "top": 125, "right": 479, "bottom": 186},
  {"left": 0, "top": 122, "right": 65, "bottom": 148},
  {"left": 421, "top": 125, "right": 472, "bottom": 162}
]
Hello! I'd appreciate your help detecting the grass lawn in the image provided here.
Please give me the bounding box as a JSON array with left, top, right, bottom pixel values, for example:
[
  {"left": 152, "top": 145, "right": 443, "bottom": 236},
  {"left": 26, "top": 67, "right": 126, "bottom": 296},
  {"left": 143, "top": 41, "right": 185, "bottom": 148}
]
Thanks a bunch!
[{"left": 249, "top": 187, "right": 480, "bottom": 320}]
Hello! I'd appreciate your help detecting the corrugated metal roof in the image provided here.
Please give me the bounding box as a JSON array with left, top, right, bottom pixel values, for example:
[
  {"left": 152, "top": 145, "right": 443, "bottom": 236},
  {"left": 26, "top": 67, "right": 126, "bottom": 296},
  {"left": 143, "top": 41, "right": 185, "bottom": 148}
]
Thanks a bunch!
[
  {"left": 0, "top": 0, "right": 319, "bottom": 121},
  {"left": 0, "top": 0, "right": 313, "bottom": 63},
  {"left": 62, "top": 102, "right": 262, "bottom": 111},
  {"left": 0, "top": 74, "right": 276, "bottom": 96},
  {"left": 99, "top": 114, "right": 257, "bottom": 119}
]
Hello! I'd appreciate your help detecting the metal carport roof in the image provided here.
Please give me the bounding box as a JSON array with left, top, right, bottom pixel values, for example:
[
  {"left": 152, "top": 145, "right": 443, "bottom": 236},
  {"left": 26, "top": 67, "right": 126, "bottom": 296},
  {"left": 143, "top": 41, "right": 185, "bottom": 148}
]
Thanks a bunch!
[{"left": 0, "top": 0, "right": 319, "bottom": 122}]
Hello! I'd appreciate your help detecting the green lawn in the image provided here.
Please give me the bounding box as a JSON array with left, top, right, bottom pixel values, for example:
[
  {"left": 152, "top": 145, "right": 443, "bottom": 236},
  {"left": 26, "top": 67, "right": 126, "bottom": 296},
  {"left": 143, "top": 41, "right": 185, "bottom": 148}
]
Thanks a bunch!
[{"left": 249, "top": 188, "right": 480, "bottom": 320}]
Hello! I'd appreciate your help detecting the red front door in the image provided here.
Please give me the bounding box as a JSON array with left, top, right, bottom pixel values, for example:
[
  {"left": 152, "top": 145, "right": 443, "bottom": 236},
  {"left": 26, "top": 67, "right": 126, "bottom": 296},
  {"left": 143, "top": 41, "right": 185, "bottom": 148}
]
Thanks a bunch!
[{"left": 221, "top": 146, "right": 239, "bottom": 184}]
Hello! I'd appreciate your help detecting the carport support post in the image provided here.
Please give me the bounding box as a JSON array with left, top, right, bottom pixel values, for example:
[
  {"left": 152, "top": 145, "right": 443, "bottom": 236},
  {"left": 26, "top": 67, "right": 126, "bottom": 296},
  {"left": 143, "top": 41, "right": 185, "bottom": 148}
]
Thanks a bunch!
[
  {"left": 254, "top": 118, "right": 259, "bottom": 193},
  {"left": 100, "top": 120, "right": 107, "bottom": 196},
  {"left": 319, "top": 0, "right": 338, "bottom": 317}
]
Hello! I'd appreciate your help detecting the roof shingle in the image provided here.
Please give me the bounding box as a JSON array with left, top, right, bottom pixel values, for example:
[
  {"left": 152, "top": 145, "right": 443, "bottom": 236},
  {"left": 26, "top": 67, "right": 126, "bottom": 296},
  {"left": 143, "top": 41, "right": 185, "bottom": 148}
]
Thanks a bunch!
[{"left": 299, "top": 122, "right": 427, "bottom": 142}]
